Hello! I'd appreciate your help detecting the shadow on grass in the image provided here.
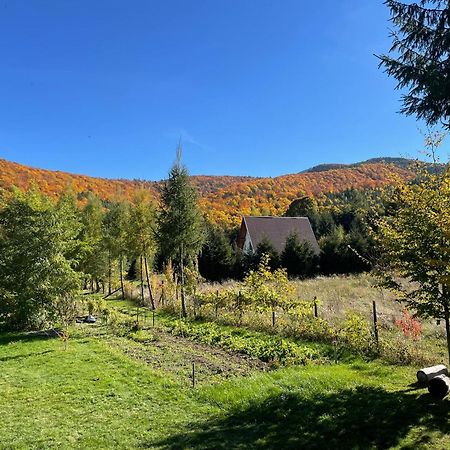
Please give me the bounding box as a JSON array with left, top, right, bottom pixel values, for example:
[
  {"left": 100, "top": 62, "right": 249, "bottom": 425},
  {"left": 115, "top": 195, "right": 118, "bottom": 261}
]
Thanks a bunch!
[
  {"left": 0, "top": 349, "right": 54, "bottom": 362},
  {"left": 0, "top": 329, "right": 60, "bottom": 346},
  {"left": 149, "top": 386, "right": 449, "bottom": 449}
]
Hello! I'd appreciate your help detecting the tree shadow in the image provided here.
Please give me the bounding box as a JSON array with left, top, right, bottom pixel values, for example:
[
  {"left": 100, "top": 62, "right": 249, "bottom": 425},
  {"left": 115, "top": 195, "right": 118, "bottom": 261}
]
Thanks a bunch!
[
  {"left": 149, "top": 386, "right": 449, "bottom": 449},
  {"left": 0, "top": 349, "right": 54, "bottom": 362},
  {"left": 0, "top": 329, "right": 60, "bottom": 346}
]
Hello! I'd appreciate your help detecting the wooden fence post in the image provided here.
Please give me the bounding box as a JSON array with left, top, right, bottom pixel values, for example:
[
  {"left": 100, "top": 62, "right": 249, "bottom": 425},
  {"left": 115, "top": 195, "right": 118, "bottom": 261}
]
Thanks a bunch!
[
  {"left": 373, "top": 300, "right": 379, "bottom": 351},
  {"left": 192, "top": 362, "right": 195, "bottom": 388},
  {"left": 215, "top": 290, "right": 219, "bottom": 319},
  {"left": 314, "top": 297, "right": 318, "bottom": 318}
]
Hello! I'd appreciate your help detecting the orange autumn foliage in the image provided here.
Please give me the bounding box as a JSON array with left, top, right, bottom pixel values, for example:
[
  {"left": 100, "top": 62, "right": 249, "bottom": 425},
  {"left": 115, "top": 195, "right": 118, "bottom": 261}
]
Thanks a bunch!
[{"left": 0, "top": 158, "right": 413, "bottom": 227}]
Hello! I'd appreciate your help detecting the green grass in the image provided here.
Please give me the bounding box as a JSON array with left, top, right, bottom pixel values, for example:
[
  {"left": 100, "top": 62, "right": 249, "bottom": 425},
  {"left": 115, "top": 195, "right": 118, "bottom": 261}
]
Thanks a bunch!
[
  {"left": 0, "top": 331, "right": 212, "bottom": 449},
  {"left": 1, "top": 312, "right": 450, "bottom": 448}
]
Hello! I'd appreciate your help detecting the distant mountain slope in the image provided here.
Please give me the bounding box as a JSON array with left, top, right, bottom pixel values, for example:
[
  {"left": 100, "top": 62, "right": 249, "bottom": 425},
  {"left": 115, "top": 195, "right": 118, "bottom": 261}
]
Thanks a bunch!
[
  {"left": 302, "top": 157, "right": 421, "bottom": 173},
  {"left": 0, "top": 158, "right": 414, "bottom": 227}
]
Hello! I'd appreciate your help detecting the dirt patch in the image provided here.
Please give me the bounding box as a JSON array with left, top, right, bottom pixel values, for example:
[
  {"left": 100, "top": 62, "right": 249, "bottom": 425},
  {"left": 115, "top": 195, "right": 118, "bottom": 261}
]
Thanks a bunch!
[{"left": 107, "top": 328, "right": 267, "bottom": 386}]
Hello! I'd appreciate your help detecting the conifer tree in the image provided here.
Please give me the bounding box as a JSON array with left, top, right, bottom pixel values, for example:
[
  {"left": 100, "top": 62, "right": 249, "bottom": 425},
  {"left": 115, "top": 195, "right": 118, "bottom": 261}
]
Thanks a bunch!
[
  {"left": 199, "top": 223, "right": 234, "bottom": 281},
  {"left": 281, "top": 233, "right": 318, "bottom": 278},
  {"left": 157, "top": 147, "right": 205, "bottom": 316},
  {"left": 379, "top": 1, "right": 450, "bottom": 128},
  {"left": 256, "top": 236, "right": 280, "bottom": 270}
]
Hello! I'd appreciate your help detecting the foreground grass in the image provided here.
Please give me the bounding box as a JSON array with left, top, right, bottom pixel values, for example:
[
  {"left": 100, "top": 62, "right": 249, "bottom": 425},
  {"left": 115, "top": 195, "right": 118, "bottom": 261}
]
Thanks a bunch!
[
  {"left": 0, "top": 331, "right": 212, "bottom": 449},
  {"left": 1, "top": 324, "right": 449, "bottom": 449}
]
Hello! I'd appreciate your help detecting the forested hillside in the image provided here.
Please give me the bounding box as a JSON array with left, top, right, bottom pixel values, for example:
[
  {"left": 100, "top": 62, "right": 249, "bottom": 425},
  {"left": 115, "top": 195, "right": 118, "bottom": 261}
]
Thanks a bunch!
[{"left": 0, "top": 158, "right": 413, "bottom": 226}]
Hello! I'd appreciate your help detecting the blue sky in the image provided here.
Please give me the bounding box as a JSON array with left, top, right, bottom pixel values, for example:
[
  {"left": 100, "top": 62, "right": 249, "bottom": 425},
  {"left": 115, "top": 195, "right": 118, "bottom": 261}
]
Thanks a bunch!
[{"left": 0, "top": 0, "right": 446, "bottom": 180}]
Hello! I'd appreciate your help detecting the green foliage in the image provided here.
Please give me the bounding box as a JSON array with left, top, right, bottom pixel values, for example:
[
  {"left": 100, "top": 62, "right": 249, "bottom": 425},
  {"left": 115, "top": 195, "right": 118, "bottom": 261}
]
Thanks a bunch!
[
  {"left": 199, "top": 223, "right": 235, "bottom": 281},
  {"left": 128, "top": 330, "right": 159, "bottom": 343},
  {"left": 103, "top": 199, "right": 130, "bottom": 260},
  {"left": 169, "top": 320, "right": 318, "bottom": 364},
  {"left": 255, "top": 236, "right": 280, "bottom": 269},
  {"left": 243, "top": 254, "right": 296, "bottom": 315},
  {"left": 157, "top": 148, "right": 205, "bottom": 267},
  {"left": 378, "top": 1, "right": 450, "bottom": 127},
  {"left": 127, "top": 190, "right": 156, "bottom": 261},
  {"left": 375, "top": 167, "right": 450, "bottom": 320},
  {"left": 281, "top": 233, "right": 319, "bottom": 278},
  {"left": 0, "top": 188, "right": 80, "bottom": 330},
  {"left": 78, "top": 193, "right": 107, "bottom": 287},
  {"left": 339, "top": 313, "right": 373, "bottom": 355}
]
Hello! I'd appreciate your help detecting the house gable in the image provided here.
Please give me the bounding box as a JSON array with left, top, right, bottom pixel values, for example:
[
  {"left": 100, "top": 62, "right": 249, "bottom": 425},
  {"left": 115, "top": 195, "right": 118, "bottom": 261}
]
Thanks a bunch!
[{"left": 238, "top": 216, "right": 320, "bottom": 255}]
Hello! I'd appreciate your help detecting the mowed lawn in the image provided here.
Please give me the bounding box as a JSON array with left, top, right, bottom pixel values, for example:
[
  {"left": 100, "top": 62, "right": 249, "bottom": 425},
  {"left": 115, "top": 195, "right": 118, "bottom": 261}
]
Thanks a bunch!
[{"left": 1, "top": 328, "right": 450, "bottom": 449}]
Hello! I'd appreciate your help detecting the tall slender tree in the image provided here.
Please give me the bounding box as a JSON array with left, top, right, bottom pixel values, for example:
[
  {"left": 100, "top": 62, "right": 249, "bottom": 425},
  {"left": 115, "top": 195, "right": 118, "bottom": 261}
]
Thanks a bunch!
[
  {"left": 157, "top": 147, "right": 205, "bottom": 317},
  {"left": 128, "top": 190, "right": 157, "bottom": 309},
  {"left": 103, "top": 199, "right": 129, "bottom": 299},
  {"left": 78, "top": 193, "right": 106, "bottom": 292}
]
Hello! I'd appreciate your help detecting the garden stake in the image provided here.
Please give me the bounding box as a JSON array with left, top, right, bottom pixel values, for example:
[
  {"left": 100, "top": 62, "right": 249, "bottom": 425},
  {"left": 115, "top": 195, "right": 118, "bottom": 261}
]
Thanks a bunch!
[{"left": 372, "top": 300, "right": 379, "bottom": 351}]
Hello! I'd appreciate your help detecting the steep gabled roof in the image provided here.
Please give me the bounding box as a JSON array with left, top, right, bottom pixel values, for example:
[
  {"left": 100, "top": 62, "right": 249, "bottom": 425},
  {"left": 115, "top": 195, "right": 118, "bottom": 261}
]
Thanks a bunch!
[{"left": 239, "top": 216, "right": 320, "bottom": 254}]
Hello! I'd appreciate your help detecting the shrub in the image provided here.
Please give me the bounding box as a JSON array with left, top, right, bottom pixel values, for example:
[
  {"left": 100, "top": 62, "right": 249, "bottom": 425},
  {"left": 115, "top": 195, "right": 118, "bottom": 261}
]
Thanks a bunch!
[
  {"left": 339, "top": 313, "right": 373, "bottom": 354},
  {"left": 395, "top": 309, "right": 422, "bottom": 340}
]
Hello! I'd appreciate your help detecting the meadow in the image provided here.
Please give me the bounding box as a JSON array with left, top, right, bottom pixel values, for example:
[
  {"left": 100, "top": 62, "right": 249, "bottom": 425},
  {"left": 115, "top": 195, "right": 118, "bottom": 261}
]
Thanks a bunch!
[{"left": 1, "top": 274, "right": 449, "bottom": 449}]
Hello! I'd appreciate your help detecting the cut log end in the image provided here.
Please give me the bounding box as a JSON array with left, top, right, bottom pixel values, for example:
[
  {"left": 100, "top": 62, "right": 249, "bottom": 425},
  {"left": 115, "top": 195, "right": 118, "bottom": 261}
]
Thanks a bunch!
[
  {"left": 428, "top": 374, "right": 450, "bottom": 400},
  {"left": 416, "top": 365, "right": 449, "bottom": 385}
]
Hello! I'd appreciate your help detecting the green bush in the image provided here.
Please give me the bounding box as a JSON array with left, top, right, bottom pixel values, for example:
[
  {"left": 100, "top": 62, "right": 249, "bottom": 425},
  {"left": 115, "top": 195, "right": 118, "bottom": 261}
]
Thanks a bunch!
[
  {"left": 339, "top": 313, "right": 373, "bottom": 355},
  {"left": 128, "top": 330, "right": 158, "bottom": 344}
]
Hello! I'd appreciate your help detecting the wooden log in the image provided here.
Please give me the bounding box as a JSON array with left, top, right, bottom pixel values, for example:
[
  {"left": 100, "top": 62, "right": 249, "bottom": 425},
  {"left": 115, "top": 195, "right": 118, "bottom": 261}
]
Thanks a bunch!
[
  {"left": 416, "top": 364, "right": 449, "bottom": 384},
  {"left": 428, "top": 374, "right": 450, "bottom": 399}
]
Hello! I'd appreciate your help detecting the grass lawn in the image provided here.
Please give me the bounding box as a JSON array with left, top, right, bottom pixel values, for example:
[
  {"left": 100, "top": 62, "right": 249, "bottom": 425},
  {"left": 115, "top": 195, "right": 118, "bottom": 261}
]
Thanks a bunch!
[{"left": 1, "top": 318, "right": 449, "bottom": 449}]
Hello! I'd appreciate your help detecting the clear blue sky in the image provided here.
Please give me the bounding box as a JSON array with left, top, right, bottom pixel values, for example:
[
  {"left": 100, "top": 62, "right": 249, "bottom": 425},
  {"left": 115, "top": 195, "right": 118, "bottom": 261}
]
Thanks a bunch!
[{"left": 0, "top": 0, "right": 446, "bottom": 180}]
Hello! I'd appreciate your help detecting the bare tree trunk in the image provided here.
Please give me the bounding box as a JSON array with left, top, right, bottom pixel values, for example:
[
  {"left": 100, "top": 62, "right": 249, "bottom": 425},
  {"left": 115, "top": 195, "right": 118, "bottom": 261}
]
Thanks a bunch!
[
  {"left": 119, "top": 255, "right": 125, "bottom": 300},
  {"left": 180, "top": 245, "right": 187, "bottom": 318},
  {"left": 144, "top": 253, "right": 156, "bottom": 310},
  {"left": 140, "top": 255, "right": 145, "bottom": 307},
  {"left": 108, "top": 252, "right": 112, "bottom": 295}
]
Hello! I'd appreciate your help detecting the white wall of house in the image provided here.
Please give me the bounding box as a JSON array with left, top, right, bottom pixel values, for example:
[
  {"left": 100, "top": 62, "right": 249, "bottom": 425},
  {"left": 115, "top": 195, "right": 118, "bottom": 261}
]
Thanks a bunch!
[{"left": 243, "top": 232, "right": 253, "bottom": 253}]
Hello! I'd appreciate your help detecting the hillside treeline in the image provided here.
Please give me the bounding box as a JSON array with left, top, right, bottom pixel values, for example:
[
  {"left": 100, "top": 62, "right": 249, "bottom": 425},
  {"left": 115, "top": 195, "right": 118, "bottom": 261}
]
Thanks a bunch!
[
  {"left": 0, "top": 171, "right": 382, "bottom": 330},
  {"left": 0, "top": 158, "right": 412, "bottom": 227}
]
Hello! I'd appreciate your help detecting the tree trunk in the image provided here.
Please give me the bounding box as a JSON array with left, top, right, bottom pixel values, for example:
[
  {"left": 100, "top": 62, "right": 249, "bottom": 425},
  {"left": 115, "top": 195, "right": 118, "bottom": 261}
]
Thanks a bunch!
[
  {"left": 444, "top": 301, "right": 450, "bottom": 367},
  {"left": 180, "top": 245, "right": 187, "bottom": 318},
  {"left": 119, "top": 256, "right": 125, "bottom": 300},
  {"left": 144, "top": 253, "right": 156, "bottom": 310},
  {"left": 140, "top": 255, "right": 145, "bottom": 307},
  {"left": 108, "top": 252, "right": 112, "bottom": 296}
]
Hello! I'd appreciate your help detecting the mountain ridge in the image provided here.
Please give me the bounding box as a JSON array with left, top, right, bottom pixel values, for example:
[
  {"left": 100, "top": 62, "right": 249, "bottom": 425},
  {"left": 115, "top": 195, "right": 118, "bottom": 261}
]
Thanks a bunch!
[{"left": 0, "top": 157, "right": 416, "bottom": 226}]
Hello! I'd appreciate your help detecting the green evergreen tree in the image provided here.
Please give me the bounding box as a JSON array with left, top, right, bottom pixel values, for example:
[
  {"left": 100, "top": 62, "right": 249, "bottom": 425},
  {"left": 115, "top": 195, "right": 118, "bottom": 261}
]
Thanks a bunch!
[
  {"left": 199, "top": 223, "right": 234, "bottom": 281},
  {"left": 378, "top": 1, "right": 450, "bottom": 128},
  {"left": 281, "top": 233, "right": 318, "bottom": 278},
  {"left": 255, "top": 236, "right": 280, "bottom": 270},
  {"left": 157, "top": 148, "right": 205, "bottom": 317}
]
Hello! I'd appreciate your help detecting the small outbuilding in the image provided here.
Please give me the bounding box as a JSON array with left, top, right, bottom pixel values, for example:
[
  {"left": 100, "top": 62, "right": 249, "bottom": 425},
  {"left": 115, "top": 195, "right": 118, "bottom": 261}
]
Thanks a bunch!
[{"left": 237, "top": 216, "right": 320, "bottom": 255}]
